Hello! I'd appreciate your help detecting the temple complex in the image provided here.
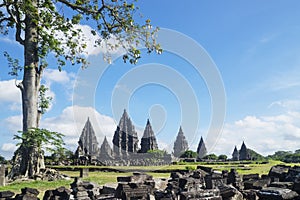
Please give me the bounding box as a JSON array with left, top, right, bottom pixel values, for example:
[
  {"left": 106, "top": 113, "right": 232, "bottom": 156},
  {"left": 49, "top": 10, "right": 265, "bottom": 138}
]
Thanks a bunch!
[{"left": 173, "top": 126, "right": 189, "bottom": 157}]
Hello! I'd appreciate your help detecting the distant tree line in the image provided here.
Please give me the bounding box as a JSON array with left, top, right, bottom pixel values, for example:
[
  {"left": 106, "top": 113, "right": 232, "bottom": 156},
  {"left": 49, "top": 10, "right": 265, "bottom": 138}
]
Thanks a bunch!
[{"left": 267, "top": 150, "right": 300, "bottom": 163}]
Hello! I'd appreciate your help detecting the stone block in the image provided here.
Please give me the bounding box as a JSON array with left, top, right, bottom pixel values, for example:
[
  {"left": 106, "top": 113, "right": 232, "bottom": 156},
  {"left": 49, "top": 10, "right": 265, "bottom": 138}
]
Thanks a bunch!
[
  {"left": 0, "top": 165, "right": 5, "bottom": 186},
  {"left": 243, "top": 173, "right": 259, "bottom": 181},
  {"left": 79, "top": 168, "right": 89, "bottom": 178},
  {"left": 0, "top": 191, "right": 14, "bottom": 198},
  {"left": 241, "top": 190, "right": 259, "bottom": 200},
  {"left": 258, "top": 187, "right": 299, "bottom": 200}
]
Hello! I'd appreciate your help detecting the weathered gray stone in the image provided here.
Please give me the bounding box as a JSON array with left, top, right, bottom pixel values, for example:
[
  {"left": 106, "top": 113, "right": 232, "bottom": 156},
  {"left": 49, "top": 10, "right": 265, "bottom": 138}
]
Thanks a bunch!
[
  {"left": 241, "top": 190, "right": 258, "bottom": 200},
  {"left": 0, "top": 165, "right": 5, "bottom": 186},
  {"left": 140, "top": 119, "right": 158, "bottom": 153},
  {"left": 257, "top": 187, "right": 299, "bottom": 200},
  {"left": 0, "top": 191, "right": 14, "bottom": 198},
  {"left": 269, "top": 182, "right": 294, "bottom": 190},
  {"left": 173, "top": 126, "right": 188, "bottom": 158},
  {"left": 99, "top": 136, "right": 114, "bottom": 160},
  {"left": 79, "top": 168, "right": 88, "bottom": 178},
  {"left": 268, "top": 165, "right": 290, "bottom": 182},
  {"left": 243, "top": 178, "right": 270, "bottom": 190},
  {"left": 112, "top": 109, "right": 139, "bottom": 158},
  {"left": 75, "top": 118, "right": 100, "bottom": 162},
  {"left": 218, "top": 184, "right": 243, "bottom": 200},
  {"left": 242, "top": 173, "right": 259, "bottom": 181}
]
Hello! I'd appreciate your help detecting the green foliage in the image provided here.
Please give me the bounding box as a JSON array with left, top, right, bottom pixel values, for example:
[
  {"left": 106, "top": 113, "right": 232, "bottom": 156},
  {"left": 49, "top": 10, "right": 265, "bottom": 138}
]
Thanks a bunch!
[
  {"left": 0, "top": 155, "right": 5, "bottom": 163},
  {"left": 147, "top": 149, "right": 167, "bottom": 158},
  {"left": 180, "top": 150, "right": 198, "bottom": 158},
  {"left": 185, "top": 165, "right": 196, "bottom": 171},
  {"left": 14, "top": 128, "right": 65, "bottom": 155},
  {"left": 267, "top": 151, "right": 293, "bottom": 161},
  {"left": 38, "top": 85, "right": 53, "bottom": 114},
  {"left": 218, "top": 154, "right": 228, "bottom": 160},
  {"left": 0, "top": 0, "right": 162, "bottom": 71},
  {"left": 248, "top": 149, "right": 265, "bottom": 161},
  {"left": 3, "top": 51, "right": 22, "bottom": 78},
  {"left": 49, "top": 147, "right": 74, "bottom": 163},
  {"left": 203, "top": 154, "right": 218, "bottom": 160}
]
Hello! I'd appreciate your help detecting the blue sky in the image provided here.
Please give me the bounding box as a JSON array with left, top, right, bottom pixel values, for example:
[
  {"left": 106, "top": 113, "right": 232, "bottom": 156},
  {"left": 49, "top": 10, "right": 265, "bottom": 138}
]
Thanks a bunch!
[{"left": 1, "top": 1, "right": 300, "bottom": 159}]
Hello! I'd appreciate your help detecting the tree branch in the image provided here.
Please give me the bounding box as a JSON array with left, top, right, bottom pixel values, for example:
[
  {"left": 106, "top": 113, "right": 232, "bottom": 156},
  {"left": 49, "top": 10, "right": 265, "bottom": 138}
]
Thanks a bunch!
[
  {"left": 13, "top": 0, "right": 24, "bottom": 45},
  {"left": 57, "top": 0, "right": 105, "bottom": 14}
]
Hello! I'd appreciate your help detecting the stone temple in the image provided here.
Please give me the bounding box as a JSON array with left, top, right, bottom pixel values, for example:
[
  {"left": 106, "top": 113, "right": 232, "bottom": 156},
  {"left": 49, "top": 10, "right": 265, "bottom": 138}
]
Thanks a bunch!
[
  {"left": 112, "top": 109, "right": 139, "bottom": 158},
  {"left": 75, "top": 118, "right": 100, "bottom": 161},
  {"left": 140, "top": 119, "right": 158, "bottom": 153},
  {"left": 231, "top": 141, "right": 251, "bottom": 161},
  {"left": 197, "top": 136, "right": 207, "bottom": 159},
  {"left": 173, "top": 126, "right": 189, "bottom": 157}
]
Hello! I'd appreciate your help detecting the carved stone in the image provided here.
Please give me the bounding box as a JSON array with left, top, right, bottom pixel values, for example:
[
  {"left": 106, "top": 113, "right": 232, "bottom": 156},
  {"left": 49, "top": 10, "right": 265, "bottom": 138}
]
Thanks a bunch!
[
  {"left": 140, "top": 119, "right": 158, "bottom": 153},
  {"left": 112, "top": 109, "right": 139, "bottom": 158},
  {"left": 99, "top": 136, "right": 114, "bottom": 160},
  {"left": 77, "top": 118, "right": 100, "bottom": 160},
  {"left": 173, "top": 126, "right": 188, "bottom": 157}
]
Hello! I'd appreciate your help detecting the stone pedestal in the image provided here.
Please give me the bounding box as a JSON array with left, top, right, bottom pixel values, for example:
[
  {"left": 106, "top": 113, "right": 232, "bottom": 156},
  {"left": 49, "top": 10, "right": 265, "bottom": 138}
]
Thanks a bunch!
[
  {"left": 80, "top": 168, "right": 89, "bottom": 178},
  {"left": 0, "top": 165, "right": 5, "bottom": 186}
]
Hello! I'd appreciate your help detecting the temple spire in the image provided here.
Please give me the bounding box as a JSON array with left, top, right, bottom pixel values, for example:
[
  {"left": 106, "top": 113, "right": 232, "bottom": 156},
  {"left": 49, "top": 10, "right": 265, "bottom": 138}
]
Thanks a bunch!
[
  {"left": 140, "top": 119, "right": 158, "bottom": 153},
  {"left": 173, "top": 126, "right": 189, "bottom": 157},
  {"left": 196, "top": 136, "right": 207, "bottom": 159}
]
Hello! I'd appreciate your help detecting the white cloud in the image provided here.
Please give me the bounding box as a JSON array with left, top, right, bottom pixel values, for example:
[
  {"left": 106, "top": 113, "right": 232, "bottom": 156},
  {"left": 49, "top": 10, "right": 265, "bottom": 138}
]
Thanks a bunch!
[
  {"left": 213, "top": 111, "right": 300, "bottom": 157},
  {"left": 0, "top": 79, "right": 21, "bottom": 104},
  {"left": 269, "top": 100, "right": 300, "bottom": 111},
  {"left": 1, "top": 143, "right": 17, "bottom": 152},
  {"left": 41, "top": 106, "right": 116, "bottom": 151},
  {"left": 4, "top": 115, "right": 22, "bottom": 134},
  {"left": 43, "top": 69, "right": 74, "bottom": 85}
]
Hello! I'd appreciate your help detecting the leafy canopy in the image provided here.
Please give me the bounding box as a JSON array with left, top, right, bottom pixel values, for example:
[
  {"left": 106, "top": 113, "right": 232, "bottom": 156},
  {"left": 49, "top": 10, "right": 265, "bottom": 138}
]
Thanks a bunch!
[
  {"left": 14, "top": 128, "right": 65, "bottom": 154},
  {"left": 0, "top": 0, "right": 162, "bottom": 70}
]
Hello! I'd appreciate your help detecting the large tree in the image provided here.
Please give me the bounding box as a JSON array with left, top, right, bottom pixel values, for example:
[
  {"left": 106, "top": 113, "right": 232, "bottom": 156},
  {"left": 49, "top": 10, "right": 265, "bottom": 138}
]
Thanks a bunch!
[{"left": 0, "top": 0, "right": 161, "bottom": 179}]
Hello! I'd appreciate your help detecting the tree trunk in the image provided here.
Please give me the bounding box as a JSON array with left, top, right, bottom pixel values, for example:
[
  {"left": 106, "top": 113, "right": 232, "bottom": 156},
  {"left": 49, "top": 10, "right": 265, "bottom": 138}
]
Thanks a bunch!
[{"left": 8, "top": 0, "right": 45, "bottom": 179}]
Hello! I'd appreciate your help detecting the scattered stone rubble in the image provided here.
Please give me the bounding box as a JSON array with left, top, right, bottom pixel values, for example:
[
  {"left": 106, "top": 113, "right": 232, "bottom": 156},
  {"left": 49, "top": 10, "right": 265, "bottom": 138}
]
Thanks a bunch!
[{"left": 1, "top": 164, "right": 300, "bottom": 200}]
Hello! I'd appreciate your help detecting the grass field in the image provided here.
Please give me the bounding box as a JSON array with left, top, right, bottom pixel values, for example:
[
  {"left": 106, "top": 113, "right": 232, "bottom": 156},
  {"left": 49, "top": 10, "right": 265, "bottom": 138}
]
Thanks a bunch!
[{"left": 0, "top": 160, "right": 298, "bottom": 198}]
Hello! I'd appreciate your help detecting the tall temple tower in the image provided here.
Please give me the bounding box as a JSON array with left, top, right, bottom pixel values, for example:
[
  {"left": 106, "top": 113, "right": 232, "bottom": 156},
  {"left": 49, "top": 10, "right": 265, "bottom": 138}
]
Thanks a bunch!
[
  {"left": 196, "top": 136, "right": 207, "bottom": 159},
  {"left": 77, "top": 118, "right": 100, "bottom": 159},
  {"left": 239, "top": 141, "right": 250, "bottom": 160},
  {"left": 232, "top": 146, "right": 239, "bottom": 161},
  {"left": 173, "top": 126, "right": 189, "bottom": 157},
  {"left": 112, "top": 109, "right": 139, "bottom": 158},
  {"left": 140, "top": 119, "right": 158, "bottom": 153}
]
